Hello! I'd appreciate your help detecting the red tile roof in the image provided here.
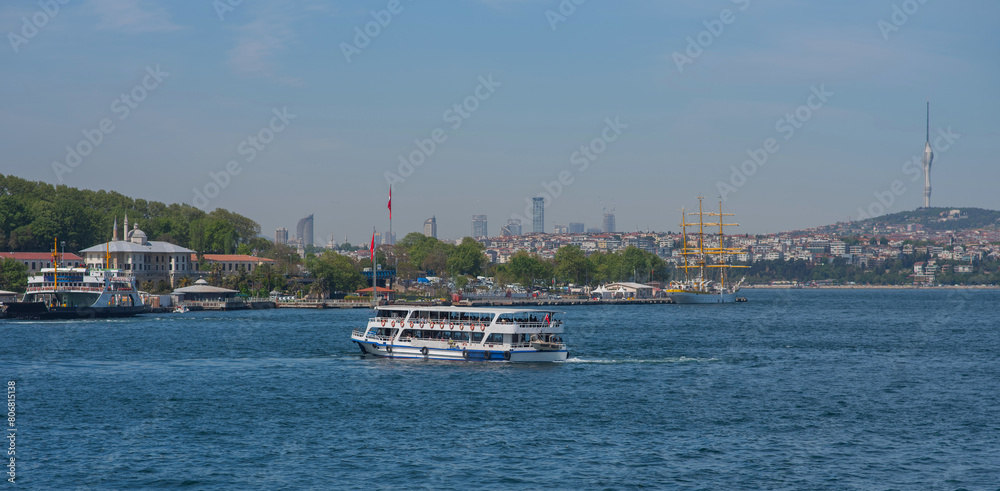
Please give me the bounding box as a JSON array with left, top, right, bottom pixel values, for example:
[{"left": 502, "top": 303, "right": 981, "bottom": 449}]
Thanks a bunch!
[
  {"left": 192, "top": 254, "right": 276, "bottom": 263},
  {"left": 0, "top": 252, "right": 83, "bottom": 261}
]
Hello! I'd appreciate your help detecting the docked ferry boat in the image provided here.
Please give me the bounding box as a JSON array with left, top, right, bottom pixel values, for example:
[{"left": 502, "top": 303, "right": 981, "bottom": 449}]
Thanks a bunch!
[
  {"left": 2, "top": 267, "right": 146, "bottom": 320},
  {"left": 351, "top": 306, "right": 568, "bottom": 362}
]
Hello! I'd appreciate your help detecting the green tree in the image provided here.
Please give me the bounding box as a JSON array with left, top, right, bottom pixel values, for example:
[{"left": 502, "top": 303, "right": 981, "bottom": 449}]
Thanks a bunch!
[
  {"left": 308, "top": 251, "right": 365, "bottom": 293},
  {"left": 447, "top": 237, "right": 486, "bottom": 276},
  {"left": 554, "top": 245, "right": 592, "bottom": 285},
  {"left": 502, "top": 251, "right": 553, "bottom": 289},
  {"left": 0, "top": 258, "right": 28, "bottom": 292}
]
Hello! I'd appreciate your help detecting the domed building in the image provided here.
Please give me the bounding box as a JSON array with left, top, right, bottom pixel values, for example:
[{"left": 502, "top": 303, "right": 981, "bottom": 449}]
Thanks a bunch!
[{"left": 79, "top": 214, "right": 196, "bottom": 287}]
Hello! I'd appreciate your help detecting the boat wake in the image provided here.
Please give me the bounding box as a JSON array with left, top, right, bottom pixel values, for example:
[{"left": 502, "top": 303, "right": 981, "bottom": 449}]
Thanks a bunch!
[{"left": 562, "top": 356, "right": 719, "bottom": 364}]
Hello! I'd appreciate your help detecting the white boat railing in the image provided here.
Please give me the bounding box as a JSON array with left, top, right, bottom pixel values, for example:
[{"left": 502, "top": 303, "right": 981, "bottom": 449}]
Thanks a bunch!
[
  {"left": 367, "top": 320, "right": 562, "bottom": 330},
  {"left": 355, "top": 332, "right": 395, "bottom": 342}
]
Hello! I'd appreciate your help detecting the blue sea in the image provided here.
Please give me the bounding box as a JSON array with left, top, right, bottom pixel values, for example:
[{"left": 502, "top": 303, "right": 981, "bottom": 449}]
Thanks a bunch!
[{"left": 4, "top": 289, "right": 1000, "bottom": 489}]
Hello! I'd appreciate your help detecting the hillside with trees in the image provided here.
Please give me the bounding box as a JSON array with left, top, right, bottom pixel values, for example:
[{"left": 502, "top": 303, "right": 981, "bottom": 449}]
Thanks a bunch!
[
  {"left": 817, "top": 207, "right": 1000, "bottom": 235},
  {"left": 0, "top": 174, "right": 263, "bottom": 254}
]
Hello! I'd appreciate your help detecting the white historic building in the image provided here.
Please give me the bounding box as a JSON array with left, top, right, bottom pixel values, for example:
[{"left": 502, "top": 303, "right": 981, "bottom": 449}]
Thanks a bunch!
[{"left": 79, "top": 215, "right": 195, "bottom": 287}]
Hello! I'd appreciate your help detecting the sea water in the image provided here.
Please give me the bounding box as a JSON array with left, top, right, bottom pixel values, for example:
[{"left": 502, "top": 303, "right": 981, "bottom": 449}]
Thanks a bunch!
[{"left": 3, "top": 289, "right": 999, "bottom": 488}]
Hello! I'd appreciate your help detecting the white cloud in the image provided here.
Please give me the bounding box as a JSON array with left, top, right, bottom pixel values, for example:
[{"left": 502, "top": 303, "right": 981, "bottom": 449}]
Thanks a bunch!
[{"left": 91, "top": 0, "right": 180, "bottom": 33}]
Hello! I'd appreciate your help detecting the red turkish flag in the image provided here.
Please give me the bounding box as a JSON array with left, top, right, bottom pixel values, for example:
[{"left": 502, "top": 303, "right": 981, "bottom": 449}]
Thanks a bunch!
[
  {"left": 370, "top": 231, "right": 376, "bottom": 263},
  {"left": 387, "top": 186, "right": 392, "bottom": 220}
]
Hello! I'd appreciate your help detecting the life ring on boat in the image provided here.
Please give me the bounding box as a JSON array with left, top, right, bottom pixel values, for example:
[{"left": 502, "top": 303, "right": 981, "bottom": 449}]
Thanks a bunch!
[
  {"left": 386, "top": 345, "right": 392, "bottom": 354},
  {"left": 450, "top": 322, "right": 455, "bottom": 329},
  {"left": 450, "top": 323, "right": 455, "bottom": 330},
  {"left": 503, "top": 351, "right": 511, "bottom": 361},
  {"left": 421, "top": 347, "right": 429, "bottom": 356},
  {"left": 459, "top": 324, "right": 464, "bottom": 331},
  {"left": 381, "top": 319, "right": 386, "bottom": 326},
  {"left": 480, "top": 324, "right": 485, "bottom": 331},
  {"left": 409, "top": 321, "right": 414, "bottom": 327},
  {"left": 483, "top": 351, "right": 491, "bottom": 360},
  {"left": 391, "top": 320, "right": 396, "bottom": 327},
  {"left": 462, "top": 350, "right": 470, "bottom": 360}
]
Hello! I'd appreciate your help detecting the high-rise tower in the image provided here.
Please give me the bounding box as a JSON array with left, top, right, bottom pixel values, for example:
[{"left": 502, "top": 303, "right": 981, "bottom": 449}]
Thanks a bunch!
[
  {"left": 472, "top": 215, "right": 487, "bottom": 238},
  {"left": 531, "top": 197, "right": 544, "bottom": 233},
  {"left": 922, "top": 101, "right": 934, "bottom": 208},
  {"left": 423, "top": 216, "right": 437, "bottom": 238},
  {"left": 296, "top": 214, "right": 314, "bottom": 247},
  {"left": 602, "top": 213, "right": 616, "bottom": 233}
]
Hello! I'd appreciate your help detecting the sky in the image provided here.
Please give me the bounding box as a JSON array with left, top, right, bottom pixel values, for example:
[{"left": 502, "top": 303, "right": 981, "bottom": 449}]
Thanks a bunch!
[{"left": 2, "top": 0, "right": 998, "bottom": 244}]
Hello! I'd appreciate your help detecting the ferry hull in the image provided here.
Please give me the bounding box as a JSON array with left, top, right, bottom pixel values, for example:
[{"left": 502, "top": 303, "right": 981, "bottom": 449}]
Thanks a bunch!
[
  {"left": 353, "top": 339, "right": 568, "bottom": 362},
  {"left": 2, "top": 302, "right": 147, "bottom": 320},
  {"left": 666, "top": 291, "right": 737, "bottom": 304}
]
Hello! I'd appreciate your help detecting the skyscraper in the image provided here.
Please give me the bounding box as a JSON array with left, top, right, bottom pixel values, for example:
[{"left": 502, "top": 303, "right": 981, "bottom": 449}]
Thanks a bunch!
[
  {"left": 568, "top": 222, "right": 584, "bottom": 234},
  {"left": 472, "top": 215, "right": 488, "bottom": 238},
  {"left": 296, "top": 214, "right": 314, "bottom": 247},
  {"left": 423, "top": 216, "right": 437, "bottom": 238},
  {"left": 531, "top": 197, "right": 544, "bottom": 233},
  {"left": 922, "top": 101, "right": 934, "bottom": 208},
  {"left": 275, "top": 227, "right": 288, "bottom": 245},
  {"left": 553, "top": 224, "right": 568, "bottom": 234},
  {"left": 500, "top": 219, "right": 522, "bottom": 236},
  {"left": 602, "top": 213, "right": 615, "bottom": 233}
]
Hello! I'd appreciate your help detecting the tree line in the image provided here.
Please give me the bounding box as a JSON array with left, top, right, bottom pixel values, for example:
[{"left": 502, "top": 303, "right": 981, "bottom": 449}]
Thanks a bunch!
[{"left": 0, "top": 174, "right": 261, "bottom": 254}]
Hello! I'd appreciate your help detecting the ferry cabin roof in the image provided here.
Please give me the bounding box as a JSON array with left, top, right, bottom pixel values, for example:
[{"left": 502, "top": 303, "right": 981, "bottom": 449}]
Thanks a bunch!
[{"left": 373, "top": 305, "right": 562, "bottom": 321}]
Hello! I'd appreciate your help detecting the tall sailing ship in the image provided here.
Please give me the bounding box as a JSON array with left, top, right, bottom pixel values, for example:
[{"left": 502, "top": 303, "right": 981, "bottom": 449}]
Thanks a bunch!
[{"left": 666, "top": 197, "right": 749, "bottom": 304}]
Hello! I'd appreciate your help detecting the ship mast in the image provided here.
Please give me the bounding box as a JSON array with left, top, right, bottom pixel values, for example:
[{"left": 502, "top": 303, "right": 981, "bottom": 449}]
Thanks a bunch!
[
  {"left": 697, "top": 196, "right": 706, "bottom": 284},
  {"left": 680, "top": 207, "right": 689, "bottom": 283},
  {"left": 52, "top": 236, "right": 59, "bottom": 296},
  {"left": 679, "top": 196, "right": 748, "bottom": 291}
]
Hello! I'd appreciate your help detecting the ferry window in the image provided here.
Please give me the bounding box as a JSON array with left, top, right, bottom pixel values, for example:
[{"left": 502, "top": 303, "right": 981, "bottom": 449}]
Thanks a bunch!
[
  {"left": 486, "top": 333, "right": 503, "bottom": 344},
  {"left": 471, "top": 332, "right": 484, "bottom": 342}
]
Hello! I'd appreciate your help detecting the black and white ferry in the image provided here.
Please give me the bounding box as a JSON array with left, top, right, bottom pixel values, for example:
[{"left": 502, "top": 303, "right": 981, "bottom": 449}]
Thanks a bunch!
[{"left": 2, "top": 267, "right": 146, "bottom": 320}]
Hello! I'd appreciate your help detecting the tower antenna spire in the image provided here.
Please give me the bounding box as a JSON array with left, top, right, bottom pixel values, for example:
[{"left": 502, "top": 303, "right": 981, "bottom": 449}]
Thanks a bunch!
[{"left": 921, "top": 99, "right": 935, "bottom": 208}]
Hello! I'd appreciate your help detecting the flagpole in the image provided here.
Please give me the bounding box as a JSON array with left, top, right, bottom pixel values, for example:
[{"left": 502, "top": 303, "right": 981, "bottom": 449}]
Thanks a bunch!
[{"left": 388, "top": 185, "right": 392, "bottom": 289}]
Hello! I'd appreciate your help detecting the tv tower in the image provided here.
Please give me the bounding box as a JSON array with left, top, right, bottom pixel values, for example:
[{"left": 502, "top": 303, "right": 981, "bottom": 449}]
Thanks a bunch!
[{"left": 922, "top": 101, "right": 934, "bottom": 208}]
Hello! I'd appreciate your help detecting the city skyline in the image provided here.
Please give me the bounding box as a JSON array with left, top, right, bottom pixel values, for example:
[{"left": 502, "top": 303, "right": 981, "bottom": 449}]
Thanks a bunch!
[{"left": 2, "top": 1, "right": 998, "bottom": 243}]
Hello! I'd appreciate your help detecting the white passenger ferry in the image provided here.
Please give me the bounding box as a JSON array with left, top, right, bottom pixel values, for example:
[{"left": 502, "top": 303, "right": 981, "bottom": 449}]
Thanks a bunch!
[{"left": 351, "top": 306, "right": 568, "bottom": 362}]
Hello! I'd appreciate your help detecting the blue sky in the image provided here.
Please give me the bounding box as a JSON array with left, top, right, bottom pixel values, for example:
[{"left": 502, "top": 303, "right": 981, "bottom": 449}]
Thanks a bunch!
[{"left": 2, "top": 0, "right": 998, "bottom": 243}]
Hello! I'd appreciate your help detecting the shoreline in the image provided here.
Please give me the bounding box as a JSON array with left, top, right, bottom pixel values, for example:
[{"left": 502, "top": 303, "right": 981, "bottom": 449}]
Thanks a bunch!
[{"left": 743, "top": 284, "right": 1000, "bottom": 290}]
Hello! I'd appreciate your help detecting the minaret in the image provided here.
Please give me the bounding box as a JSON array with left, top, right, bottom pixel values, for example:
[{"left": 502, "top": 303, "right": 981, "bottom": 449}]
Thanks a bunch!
[
  {"left": 113, "top": 217, "right": 118, "bottom": 241},
  {"left": 124, "top": 213, "right": 129, "bottom": 239},
  {"left": 922, "top": 101, "right": 934, "bottom": 208}
]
